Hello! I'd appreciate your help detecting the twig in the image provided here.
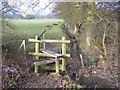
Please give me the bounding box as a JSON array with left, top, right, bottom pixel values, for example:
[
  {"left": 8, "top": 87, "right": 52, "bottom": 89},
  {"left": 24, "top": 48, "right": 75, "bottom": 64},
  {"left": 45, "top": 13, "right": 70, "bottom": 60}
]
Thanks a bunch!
[{"left": 42, "top": 2, "right": 52, "bottom": 11}]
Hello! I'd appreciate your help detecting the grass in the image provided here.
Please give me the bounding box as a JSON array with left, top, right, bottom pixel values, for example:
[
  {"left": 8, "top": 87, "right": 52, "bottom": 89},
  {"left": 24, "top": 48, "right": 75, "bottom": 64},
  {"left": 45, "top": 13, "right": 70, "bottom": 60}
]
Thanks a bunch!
[{"left": 2, "top": 19, "right": 65, "bottom": 51}]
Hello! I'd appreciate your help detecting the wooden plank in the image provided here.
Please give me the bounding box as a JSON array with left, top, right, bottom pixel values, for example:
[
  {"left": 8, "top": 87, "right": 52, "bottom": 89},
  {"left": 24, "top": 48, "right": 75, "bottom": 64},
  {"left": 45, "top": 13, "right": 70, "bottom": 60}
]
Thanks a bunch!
[
  {"left": 41, "top": 50, "right": 59, "bottom": 58},
  {"left": 40, "top": 64, "right": 62, "bottom": 71},
  {"left": 41, "top": 49, "right": 70, "bottom": 58},
  {"left": 40, "top": 49, "right": 58, "bottom": 55},
  {"left": 29, "top": 52, "right": 56, "bottom": 57},
  {"left": 34, "top": 59, "right": 56, "bottom": 66},
  {"left": 29, "top": 52, "right": 70, "bottom": 58},
  {"left": 40, "top": 49, "right": 61, "bottom": 58},
  {"left": 28, "top": 39, "right": 70, "bottom": 43}
]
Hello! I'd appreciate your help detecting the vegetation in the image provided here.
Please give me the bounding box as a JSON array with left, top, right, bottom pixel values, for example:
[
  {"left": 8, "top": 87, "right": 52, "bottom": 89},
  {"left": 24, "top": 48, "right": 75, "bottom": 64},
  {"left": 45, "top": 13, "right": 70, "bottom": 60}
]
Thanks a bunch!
[{"left": 1, "top": 1, "right": 119, "bottom": 89}]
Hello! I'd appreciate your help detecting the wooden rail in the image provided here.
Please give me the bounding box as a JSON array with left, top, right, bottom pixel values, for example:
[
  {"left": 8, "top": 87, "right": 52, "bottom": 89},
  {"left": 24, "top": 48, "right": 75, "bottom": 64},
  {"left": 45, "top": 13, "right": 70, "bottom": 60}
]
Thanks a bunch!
[
  {"left": 28, "top": 39, "right": 70, "bottom": 43},
  {"left": 28, "top": 36, "right": 70, "bottom": 74}
]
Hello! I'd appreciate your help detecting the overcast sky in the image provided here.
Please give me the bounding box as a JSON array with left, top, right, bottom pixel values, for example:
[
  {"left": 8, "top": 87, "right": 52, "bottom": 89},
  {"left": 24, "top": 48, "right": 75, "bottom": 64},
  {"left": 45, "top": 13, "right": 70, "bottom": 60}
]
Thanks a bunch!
[{"left": 8, "top": 0, "right": 54, "bottom": 16}]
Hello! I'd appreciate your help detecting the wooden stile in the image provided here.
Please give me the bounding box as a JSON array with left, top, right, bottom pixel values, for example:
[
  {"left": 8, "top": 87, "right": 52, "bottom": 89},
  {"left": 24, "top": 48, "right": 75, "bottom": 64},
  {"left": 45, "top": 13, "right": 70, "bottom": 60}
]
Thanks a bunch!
[{"left": 28, "top": 36, "right": 70, "bottom": 74}]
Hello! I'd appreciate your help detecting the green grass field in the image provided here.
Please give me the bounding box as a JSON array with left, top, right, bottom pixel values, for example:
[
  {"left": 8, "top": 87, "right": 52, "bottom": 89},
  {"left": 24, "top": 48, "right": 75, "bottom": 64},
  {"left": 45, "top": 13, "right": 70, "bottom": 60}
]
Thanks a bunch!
[{"left": 2, "top": 19, "right": 65, "bottom": 50}]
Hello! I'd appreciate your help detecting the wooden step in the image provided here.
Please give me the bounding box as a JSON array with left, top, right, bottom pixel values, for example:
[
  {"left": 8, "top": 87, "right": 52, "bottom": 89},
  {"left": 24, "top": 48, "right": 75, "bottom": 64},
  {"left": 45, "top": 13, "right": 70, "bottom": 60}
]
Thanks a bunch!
[
  {"left": 40, "top": 49, "right": 59, "bottom": 55},
  {"left": 34, "top": 59, "right": 56, "bottom": 66},
  {"left": 41, "top": 49, "right": 70, "bottom": 58},
  {"left": 40, "top": 49, "right": 61, "bottom": 58}
]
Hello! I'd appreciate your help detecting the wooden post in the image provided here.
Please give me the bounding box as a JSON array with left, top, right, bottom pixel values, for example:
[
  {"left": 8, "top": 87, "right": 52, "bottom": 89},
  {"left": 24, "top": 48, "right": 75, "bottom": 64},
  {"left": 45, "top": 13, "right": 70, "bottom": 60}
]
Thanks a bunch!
[
  {"left": 35, "top": 36, "right": 40, "bottom": 60},
  {"left": 34, "top": 64, "right": 38, "bottom": 74},
  {"left": 62, "top": 37, "right": 66, "bottom": 71},
  {"left": 55, "top": 57, "right": 59, "bottom": 74},
  {"left": 43, "top": 34, "right": 46, "bottom": 49}
]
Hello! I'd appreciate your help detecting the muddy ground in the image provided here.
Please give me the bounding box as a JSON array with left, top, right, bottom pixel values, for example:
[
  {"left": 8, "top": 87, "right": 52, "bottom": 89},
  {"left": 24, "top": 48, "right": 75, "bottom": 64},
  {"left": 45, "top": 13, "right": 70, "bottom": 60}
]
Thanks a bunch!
[{"left": 2, "top": 44, "right": 119, "bottom": 89}]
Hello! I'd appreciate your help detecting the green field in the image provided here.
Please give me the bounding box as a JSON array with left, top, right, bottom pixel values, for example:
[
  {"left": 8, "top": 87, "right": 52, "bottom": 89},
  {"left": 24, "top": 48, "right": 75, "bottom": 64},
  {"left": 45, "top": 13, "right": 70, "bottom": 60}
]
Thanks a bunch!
[{"left": 2, "top": 19, "right": 65, "bottom": 50}]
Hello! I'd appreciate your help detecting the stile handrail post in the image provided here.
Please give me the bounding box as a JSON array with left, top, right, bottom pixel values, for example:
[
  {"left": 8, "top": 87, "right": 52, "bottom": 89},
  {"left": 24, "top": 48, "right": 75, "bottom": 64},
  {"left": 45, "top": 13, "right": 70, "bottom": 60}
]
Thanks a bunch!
[
  {"left": 62, "top": 36, "right": 66, "bottom": 71},
  {"left": 35, "top": 36, "right": 40, "bottom": 60},
  {"left": 43, "top": 34, "right": 46, "bottom": 49}
]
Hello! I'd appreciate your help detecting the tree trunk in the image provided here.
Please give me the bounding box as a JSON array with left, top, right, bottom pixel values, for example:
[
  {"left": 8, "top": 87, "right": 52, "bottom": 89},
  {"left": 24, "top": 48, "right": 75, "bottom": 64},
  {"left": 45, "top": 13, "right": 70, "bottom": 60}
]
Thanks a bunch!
[{"left": 85, "top": 2, "right": 95, "bottom": 51}]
